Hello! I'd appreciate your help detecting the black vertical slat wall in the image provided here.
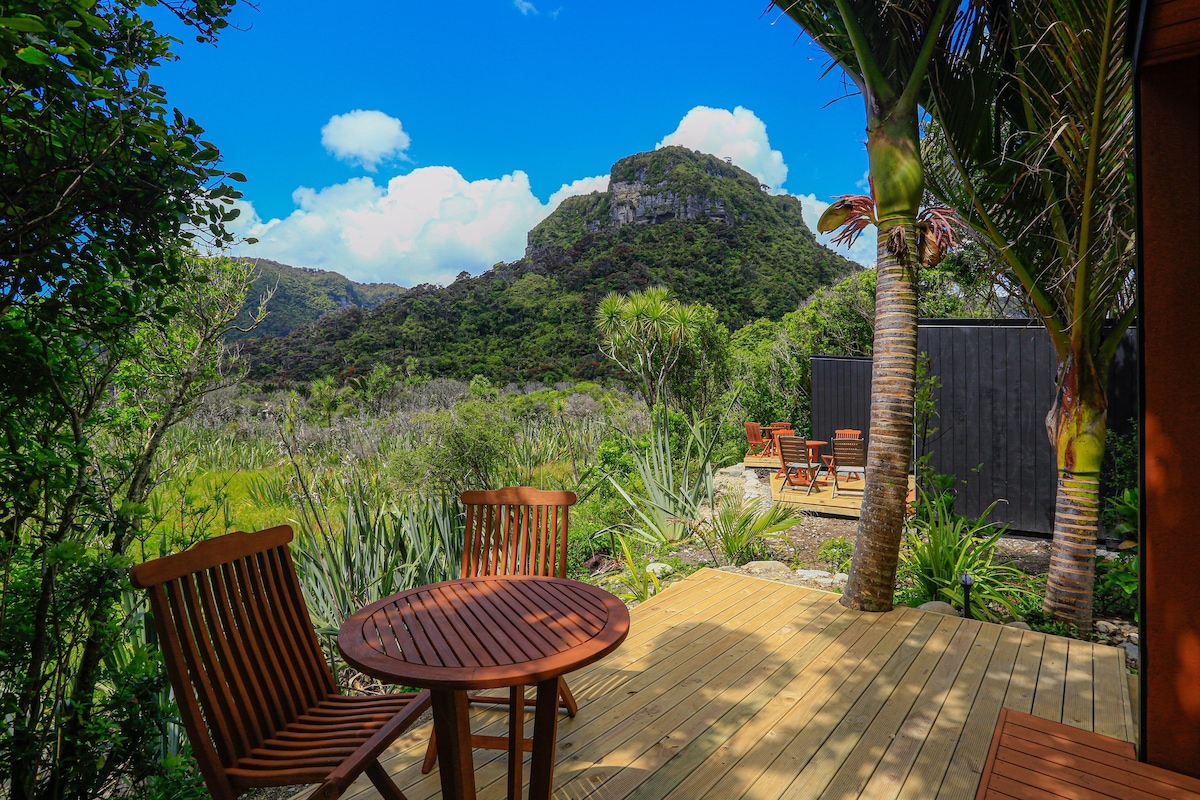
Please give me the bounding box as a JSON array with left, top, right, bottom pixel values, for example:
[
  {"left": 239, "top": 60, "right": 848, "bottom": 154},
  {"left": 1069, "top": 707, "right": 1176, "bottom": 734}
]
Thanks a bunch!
[
  {"left": 810, "top": 356, "right": 872, "bottom": 446},
  {"left": 809, "top": 320, "right": 1138, "bottom": 535}
]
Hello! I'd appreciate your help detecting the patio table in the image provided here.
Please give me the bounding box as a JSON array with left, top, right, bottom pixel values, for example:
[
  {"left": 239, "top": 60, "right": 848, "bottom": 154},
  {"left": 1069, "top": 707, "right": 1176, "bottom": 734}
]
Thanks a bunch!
[{"left": 338, "top": 575, "right": 629, "bottom": 800}]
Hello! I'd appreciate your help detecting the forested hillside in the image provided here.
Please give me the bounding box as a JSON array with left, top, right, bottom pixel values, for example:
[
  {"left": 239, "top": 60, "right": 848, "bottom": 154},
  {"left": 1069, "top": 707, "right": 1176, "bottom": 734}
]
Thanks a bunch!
[
  {"left": 240, "top": 147, "right": 858, "bottom": 384},
  {"left": 231, "top": 259, "right": 403, "bottom": 339}
]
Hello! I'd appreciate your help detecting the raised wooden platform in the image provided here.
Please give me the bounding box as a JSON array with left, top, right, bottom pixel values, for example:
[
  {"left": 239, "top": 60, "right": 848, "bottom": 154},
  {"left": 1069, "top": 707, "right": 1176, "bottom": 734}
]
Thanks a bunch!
[
  {"left": 744, "top": 452, "right": 781, "bottom": 469},
  {"left": 976, "top": 708, "right": 1198, "bottom": 799},
  {"left": 764, "top": 469, "right": 915, "bottom": 518},
  {"left": 325, "top": 570, "right": 1134, "bottom": 800}
]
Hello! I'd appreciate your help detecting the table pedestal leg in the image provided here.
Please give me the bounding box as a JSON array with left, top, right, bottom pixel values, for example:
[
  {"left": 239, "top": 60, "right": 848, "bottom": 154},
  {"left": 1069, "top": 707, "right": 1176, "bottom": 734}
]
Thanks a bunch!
[
  {"left": 508, "top": 684, "right": 524, "bottom": 800},
  {"left": 529, "top": 677, "right": 560, "bottom": 800},
  {"left": 431, "top": 689, "right": 476, "bottom": 800}
]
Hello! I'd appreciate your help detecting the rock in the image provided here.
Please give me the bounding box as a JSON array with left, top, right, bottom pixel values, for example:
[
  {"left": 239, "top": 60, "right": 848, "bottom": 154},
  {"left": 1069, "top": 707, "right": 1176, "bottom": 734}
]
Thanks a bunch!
[
  {"left": 1123, "top": 642, "right": 1139, "bottom": 662},
  {"left": 744, "top": 560, "right": 792, "bottom": 576},
  {"left": 1005, "top": 621, "right": 1032, "bottom": 630},
  {"left": 795, "top": 569, "right": 833, "bottom": 580},
  {"left": 832, "top": 573, "right": 849, "bottom": 582},
  {"left": 646, "top": 562, "right": 674, "bottom": 578},
  {"left": 1128, "top": 632, "right": 1139, "bottom": 644},
  {"left": 1095, "top": 621, "right": 1118, "bottom": 634},
  {"left": 918, "top": 601, "right": 961, "bottom": 617}
]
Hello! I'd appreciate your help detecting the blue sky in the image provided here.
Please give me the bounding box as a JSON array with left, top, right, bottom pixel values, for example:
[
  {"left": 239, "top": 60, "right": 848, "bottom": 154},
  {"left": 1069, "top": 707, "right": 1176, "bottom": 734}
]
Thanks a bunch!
[{"left": 155, "top": 1, "right": 877, "bottom": 286}]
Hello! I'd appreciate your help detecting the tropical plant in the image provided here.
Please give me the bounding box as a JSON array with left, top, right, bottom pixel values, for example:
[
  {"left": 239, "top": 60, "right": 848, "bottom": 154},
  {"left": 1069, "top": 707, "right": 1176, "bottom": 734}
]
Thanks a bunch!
[
  {"left": 921, "top": 0, "right": 1135, "bottom": 628},
  {"left": 607, "top": 413, "right": 716, "bottom": 543},
  {"left": 818, "top": 536, "right": 856, "bottom": 573},
  {"left": 772, "top": 0, "right": 983, "bottom": 612},
  {"left": 596, "top": 287, "right": 702, "bottom": 410},
  {"left": 600, "top": 530, "right": 662, "bottom": 604},
  {"left": 898, "top": 490, "right": 1036, "bottom": 620},
  {"left": 696, "top": 495, "right": 804, "bottom": 566},
  {"left": 1095, "top": 489, "right": 1139, "bottom": 620}
]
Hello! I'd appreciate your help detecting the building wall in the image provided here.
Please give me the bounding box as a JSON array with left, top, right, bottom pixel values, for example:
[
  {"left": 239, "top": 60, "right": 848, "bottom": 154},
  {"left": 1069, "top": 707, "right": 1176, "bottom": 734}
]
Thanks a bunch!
[{"left": 1138, "top": 52, "right": 1200, "bottom": 778}]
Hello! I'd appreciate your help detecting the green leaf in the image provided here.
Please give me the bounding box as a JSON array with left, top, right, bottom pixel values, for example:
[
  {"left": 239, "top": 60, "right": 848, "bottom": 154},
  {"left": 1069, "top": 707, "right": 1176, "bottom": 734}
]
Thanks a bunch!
[
  {"left": 0, "top": 17, "right": 47, "bottom": 32},
  {"left": 15, "top": 46, "right": 51, "bottom": 66}
]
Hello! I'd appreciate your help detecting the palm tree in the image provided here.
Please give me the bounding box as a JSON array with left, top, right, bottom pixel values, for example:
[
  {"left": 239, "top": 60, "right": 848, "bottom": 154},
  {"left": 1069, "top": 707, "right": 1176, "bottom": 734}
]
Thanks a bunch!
[
  {"left": 772, "top": 0, "right": 979, "bottom": 611},
  {"left": 922, "top": 0, "right": 1133, "bottom": 629}
]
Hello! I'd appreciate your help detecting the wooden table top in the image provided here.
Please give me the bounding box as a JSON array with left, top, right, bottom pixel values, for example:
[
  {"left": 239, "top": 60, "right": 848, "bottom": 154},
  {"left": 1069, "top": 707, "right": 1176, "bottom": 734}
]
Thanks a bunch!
[{"left": 338, "top": 576, "right": 630, "bottom": 691}]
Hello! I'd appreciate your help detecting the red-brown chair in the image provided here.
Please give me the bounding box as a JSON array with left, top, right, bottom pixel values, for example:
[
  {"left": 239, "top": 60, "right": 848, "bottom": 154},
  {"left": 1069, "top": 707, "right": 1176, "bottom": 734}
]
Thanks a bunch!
[
  {"left": 422, "top": 486, "right": 579, "bottom": 774},
  {"left": 129, "top": 526, "right": 431, "bottom": 800},
  {"left": 745, "top": 422, "right": 769, "bottom": 457},
  {"left": 834, "top": 428, "right": 862, "bottom": 439},
  {"left": 778, "top": 435, "right": 823, "bottom": 495},
  {"left": 828, "top": 438, "right": 868, "bottom": 498}
]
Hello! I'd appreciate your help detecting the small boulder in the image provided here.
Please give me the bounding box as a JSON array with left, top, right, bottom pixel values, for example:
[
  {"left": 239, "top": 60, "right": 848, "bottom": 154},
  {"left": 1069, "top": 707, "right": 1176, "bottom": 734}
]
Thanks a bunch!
[
  {"left": 1005, "top": 621, "right": 1032, "bottom": 631},
  {"left": 745, "top": 560, "right": 792, "bottom": 576},
  {"left": 795, "top": 568, "right": 833, "bottom": 580},
  {"left": 646, "top": 562, "right": 674, "bottom": 578},
  {"left": 918, "top": 601, "right": 961, "bottom": 617},
  {"left": 1123, "top": 642, "right": 1139, "bottom": 663},
  {"left": 1095, "top": 620, "right": 1118, "bottom": 634}
]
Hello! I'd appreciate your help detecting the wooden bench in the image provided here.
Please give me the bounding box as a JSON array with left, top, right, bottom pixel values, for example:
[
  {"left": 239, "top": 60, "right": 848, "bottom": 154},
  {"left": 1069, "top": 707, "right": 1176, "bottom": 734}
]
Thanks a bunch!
[{"left": 976, "top": 708, "right": 1200, "bottom": 799}]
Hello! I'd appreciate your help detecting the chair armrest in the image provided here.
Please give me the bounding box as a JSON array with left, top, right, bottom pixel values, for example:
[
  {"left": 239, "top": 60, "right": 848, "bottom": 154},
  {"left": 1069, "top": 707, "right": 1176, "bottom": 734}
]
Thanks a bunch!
[{"left": 313, "top": 690, "right": 432, "bottom": 799}]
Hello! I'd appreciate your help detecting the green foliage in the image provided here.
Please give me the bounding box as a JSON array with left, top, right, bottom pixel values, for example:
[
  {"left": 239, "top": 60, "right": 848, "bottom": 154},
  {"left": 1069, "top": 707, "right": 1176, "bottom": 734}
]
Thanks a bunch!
[
  {"left": 600, "top": 531, "right": 662, "bottom": 604},
  {"left": 1101, "top": 424, "right": 1138, "bottom": 528},
  {"left": 230, "top": 259, "right": 402, "bottom": 340},
  {"left": 239, "top": 147, "right": 858, "bottom": 385},
  {"left": 695, "top": 495, "right": 803, "bottom": 566},
  {"left": 667, "top": 303, "right": 733, "bottom": 420},
  {"left": 1095, "top": 488, "right": 1139, "bottom": 620},
  {"left": 818, "top": 536, "right": 855, "bottom": 573},
  {"left": 597, "top": 287, "right": 701, "bottom": 409},
  {"left": 897, "top": 490, "right": 1036, "bottom": 621},
  {"left": 607, "top": 412, "right": 716, "bottom": 544}
]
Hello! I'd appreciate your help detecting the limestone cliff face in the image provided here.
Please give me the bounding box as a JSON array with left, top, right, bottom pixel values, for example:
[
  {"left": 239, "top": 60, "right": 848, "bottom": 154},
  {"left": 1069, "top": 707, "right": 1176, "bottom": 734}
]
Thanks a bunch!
[{"left": 607, "top": 179, "right": 734, "bottom": 227}]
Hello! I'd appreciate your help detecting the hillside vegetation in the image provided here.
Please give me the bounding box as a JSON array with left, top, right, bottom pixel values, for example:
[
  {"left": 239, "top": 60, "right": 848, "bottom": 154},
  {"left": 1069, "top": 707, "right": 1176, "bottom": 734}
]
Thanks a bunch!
[
  {"left": 231, "top": 259, "right": 403, "bottom": 339},
  {"left": 239, "top": 147, "right": 859, "bottom": 384}
]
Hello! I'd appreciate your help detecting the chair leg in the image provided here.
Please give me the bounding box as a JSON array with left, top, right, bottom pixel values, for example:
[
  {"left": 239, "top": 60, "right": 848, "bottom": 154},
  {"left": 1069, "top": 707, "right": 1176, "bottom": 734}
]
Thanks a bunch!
[
  {"left": 558, "top": 676, "right": 578, "bottom": 718},
  {"left": 366, "top": 760, "right": 408, "bottom": 800},
  {"left": 420, "top": 728, "right": 438, "bottom": 774}
]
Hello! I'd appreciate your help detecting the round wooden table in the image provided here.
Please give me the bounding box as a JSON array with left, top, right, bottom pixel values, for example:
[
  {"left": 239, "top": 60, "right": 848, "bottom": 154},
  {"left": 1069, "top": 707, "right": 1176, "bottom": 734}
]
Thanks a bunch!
[{"left": 338, "top": 576, "right": 630, "bottom": 800}]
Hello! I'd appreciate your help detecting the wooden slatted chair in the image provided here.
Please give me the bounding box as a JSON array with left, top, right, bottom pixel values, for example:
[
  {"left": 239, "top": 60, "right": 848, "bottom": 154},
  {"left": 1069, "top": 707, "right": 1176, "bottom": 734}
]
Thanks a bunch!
[
  {"left": 744, "top": 422, "right": 769, "bottom": 458},
  {"left": 829, "top": 437, "right": 868, "bottom": 497},
  {"left": 129, "top": 526, "right": 431, "bottom": 800},
  {"left": 777, "top": 435, "right": 822, "bottom": 495},
  {"left": 833, "top": 429, "right": 864, "bottom": 479},
  {"left": 422, "top": 486, "right": 579, "bottom": 774}
]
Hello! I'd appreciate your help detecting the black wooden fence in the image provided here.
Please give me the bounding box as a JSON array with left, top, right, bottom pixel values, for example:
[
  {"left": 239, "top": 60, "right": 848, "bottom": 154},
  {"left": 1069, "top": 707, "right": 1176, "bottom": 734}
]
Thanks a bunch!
[{"left": 810, "top": 320, "right": 1138, "bottom": 535}]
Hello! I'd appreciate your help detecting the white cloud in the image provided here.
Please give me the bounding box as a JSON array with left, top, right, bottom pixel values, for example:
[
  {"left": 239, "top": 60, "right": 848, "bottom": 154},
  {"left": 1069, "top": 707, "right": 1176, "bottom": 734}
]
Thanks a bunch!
[
  {"left": 656, "top": 106, "right": 788, "bottom": 192},
  {"left": 514, "top": 0, "right": 538, "bottom": 15},
  {"left": 321, "top": 110, "right": 410, "bottom": 171},
  {"left": 548, "top": 175, "right": 609, "bottom": 207},
  {"left": 227, "top": 168, "right": 609, "bottom": 286},
  {"left": 795, "top": 192, "right": 877, "bottom": 267}
]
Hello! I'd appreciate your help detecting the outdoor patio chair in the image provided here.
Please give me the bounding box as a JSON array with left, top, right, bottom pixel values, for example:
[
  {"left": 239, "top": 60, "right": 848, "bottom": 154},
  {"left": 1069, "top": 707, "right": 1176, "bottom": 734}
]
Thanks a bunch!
[
  {"left": 422, "top": 486, "right": 579, "bottom": 774},
  {"left": 777, "top": 435, "right": 823, "bottom": 495},
  {"left": 129, "top": 526, "right": 431, "bottom": 800},
  {"left": 828, "top": 437, "right": 868, "bottom": 498},
  {"left": 834, "top": 428, "right": 862, "bottom": 439},
  {"left": 744, "top": 422, "right": 769, "bottom": 458}
]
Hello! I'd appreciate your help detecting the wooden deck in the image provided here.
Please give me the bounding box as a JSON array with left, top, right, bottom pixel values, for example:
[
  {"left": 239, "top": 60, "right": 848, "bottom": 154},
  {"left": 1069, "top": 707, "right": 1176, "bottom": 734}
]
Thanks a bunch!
[
  {"left": 328, "top": 570, "right": 1134, "bottom": 800},
  {"left": 765, "top": 470, "right": 916, "bottom": 518}
]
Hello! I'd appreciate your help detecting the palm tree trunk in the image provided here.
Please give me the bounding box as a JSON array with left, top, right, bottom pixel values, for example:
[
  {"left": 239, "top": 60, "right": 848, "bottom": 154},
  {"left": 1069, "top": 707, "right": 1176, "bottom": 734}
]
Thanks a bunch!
[
  {"left": 1043, "top": 351, "right": 1107, "bottom": 630},
  {"left": 842, "top": 220, "right": 919, "bottom": 611}
]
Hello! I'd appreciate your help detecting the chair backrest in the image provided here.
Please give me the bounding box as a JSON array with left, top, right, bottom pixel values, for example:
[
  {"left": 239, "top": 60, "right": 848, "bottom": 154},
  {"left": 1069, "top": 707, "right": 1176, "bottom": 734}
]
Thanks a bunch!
[
  {"left": 834, "top": 428, "right": 862, "bottom": 439},
  {"left": 129, "top": 526, "right": 335, "bottom": 800},
  {"left": 832, "top": 437, "right": 867, "bottom": 468},
  {"left": 744, "top": 421, "right": 765, "bottom": 445},
  {"left": 460, "top": 486, "right": 577, "bottom": 579},
  {"left": 777, "top": 435, "right": 814, "bottom": 467}
]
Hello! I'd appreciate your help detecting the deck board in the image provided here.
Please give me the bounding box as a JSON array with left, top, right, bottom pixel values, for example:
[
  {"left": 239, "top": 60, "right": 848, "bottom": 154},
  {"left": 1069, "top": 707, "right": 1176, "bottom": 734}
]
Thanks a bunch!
[{"left": 327, "top": 570, "right": 1134, "bottom": 800}]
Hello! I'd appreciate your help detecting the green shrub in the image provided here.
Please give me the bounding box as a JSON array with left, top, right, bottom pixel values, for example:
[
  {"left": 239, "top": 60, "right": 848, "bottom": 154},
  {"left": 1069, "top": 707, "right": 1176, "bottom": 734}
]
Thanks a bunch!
[
  {"left": 696, "top": 495, "right": 803, "bottom": 566},
  {"left": 897, "top": 490, "right": 1036, "bottom": 621},
  {"left": 817, "top": 536, "right": 855, "bottom": 572}
]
